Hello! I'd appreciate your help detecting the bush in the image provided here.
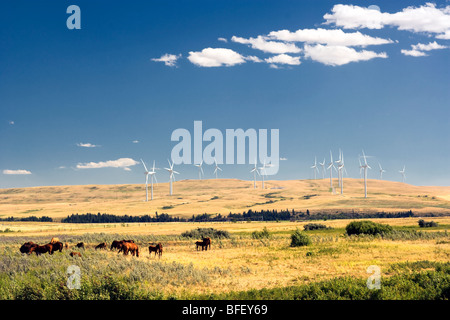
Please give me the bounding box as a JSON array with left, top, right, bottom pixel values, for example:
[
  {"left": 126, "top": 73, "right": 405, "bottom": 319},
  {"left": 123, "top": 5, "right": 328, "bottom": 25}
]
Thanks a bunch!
[
  {"left": 251, "top": 227, "right": 271, "bottom": 239},
  {"left": 418, "top": 219, "right": 438, "bottom": 228},
  {"left": 303, "top": 223, "right": 331, "bottom": 231},
  {"left": 181, "top": 228, "right": 230, "bottom": 239},
  {"left": 345, "top": 220, "right": 393, "bottom": 236},
  {"left": 290, "top": 229, "right": 312, "bottom": 247}
]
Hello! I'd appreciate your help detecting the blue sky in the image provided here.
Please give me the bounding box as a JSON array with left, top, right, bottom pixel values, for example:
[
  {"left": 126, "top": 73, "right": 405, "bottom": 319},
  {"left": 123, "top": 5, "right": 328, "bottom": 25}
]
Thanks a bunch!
[{"left": 1, "top": 0, "right": 449, "bottom": 188}]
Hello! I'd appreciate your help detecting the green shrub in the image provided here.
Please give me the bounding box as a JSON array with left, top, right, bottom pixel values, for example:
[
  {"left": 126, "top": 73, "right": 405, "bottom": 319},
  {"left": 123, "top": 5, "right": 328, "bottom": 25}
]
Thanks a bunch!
[
  {"left": 290, "top": 229, "right": 312, "bottom": 247},
  {"left": 251, "top": 227, "right": 271, "bottom": 239},
  {"left": 345, "top": 220, "right": 393, "bottom": 236},
  {"left": 418, "top": 219, "right": 438, "bottom": 228},
  {"left": 303, "top": 223, "right": 331, "bottom": 231},
  {"left": 181, "top": 228, "right": 230, "bottom": 239}
]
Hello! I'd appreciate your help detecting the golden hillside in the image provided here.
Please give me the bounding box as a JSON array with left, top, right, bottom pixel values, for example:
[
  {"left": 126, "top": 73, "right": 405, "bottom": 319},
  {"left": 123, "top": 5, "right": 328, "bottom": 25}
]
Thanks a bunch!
[{"left": 1, "top": 178, "right": 450, "bottom": 220}]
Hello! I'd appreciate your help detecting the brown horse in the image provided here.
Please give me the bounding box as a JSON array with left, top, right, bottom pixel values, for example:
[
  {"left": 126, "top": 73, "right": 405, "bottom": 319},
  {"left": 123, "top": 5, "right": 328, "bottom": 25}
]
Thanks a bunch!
[
  {"left": 70, "top": 251, "right": 82, "bottom": 257},
  {"left": 195, "top": 240, "right": 208, "bottom": 251},
  {"left": 95, "top": 242, "right": 107, "bottom": 250},
  {"left": 110, "top": 240, "right": 122, "bottom": 251},
  {"left": 121, "top": 242, "right": 139, "bottom": 257},
  {"left": 51, "top": 241, "right": 64, "bottom": 253},
  {"left": 202, "top": 237, "right": 211, "bottom": 250},
  {"left": 19, "top": 241, "right": 38, "bottom": 254},
  {"left": 76, "top": 242, "right": 85, "bottom": 249},
  {"left": 32, "top": 244, "right": 53, "bottom": 255},
  {"left": 148, "top": 243, "right": 163, "bottom": 258}
]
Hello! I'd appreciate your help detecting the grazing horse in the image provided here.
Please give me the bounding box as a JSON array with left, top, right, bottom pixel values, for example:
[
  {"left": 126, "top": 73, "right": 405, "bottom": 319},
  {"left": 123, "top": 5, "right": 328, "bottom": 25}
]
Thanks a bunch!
[
  {"left": 195, "top": 241, "right": 208, "bottom": 251},
  {"left": 110, "top": 240, "right": 122, "bottom": 251},
  {"left": 70, "top": 251, "right": 82, "bottom": 257},
  {"left": 33, "top": 244, "right": 53, "bottom": 255},
  {"left": 76, "top": 242, "right": 85, "bottom": 249},
  {"left": 20, "top": 241, "right": 38, "bottom": 254},
  {"left": 202, "top": 237, "right": 211, "bottom": 250},
  {"left": 148, "top": 243, "right": 163, "bottom": 258},
  {"left": 121, "top": 242, "right": 139, "bottom": 257},
  {"left": 51, "top": 241, "right": 64, "bottom": 253},
  {"left": 95, "top": 242, "right": 107, "bottom": 250},
  {"left": 64, "top": 242, "right": 69, "bottom": 250}
]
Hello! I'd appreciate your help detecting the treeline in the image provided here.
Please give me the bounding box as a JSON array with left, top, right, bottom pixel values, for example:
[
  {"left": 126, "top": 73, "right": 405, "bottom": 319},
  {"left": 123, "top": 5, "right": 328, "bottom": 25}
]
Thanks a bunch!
[
  {"left": 60, "top": 209, "right": 419, "bottom": 224},
  {"left": 0, "top": 216, "right": 53, "bottom": 222},
  {"left": 61, "top": 212, "right": 183, "bottom": 223}
]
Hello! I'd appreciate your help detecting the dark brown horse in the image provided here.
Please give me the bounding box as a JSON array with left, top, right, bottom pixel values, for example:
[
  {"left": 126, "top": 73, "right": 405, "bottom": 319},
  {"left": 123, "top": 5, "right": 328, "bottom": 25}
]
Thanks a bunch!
[
  {"left": 76, "top": 242, "right": 85, "bottom": 249},
  {"left": 51, "top": 241, "right": 64, "bottom": 253},
  {"left": 95, "top": 242, "right": 107, "bottom": 250},
  {"left": 110, "top": 240, "right": 122, "bottom": 251},
  {"left": 195, "top": 240, "right": 208, "bottom": 251},
  {"left": 148, "top": 243, "right": 163, "bottom": 258},
  {"left": 32, "top": 244, "right": 53, "bottom": 255},
  {"left": 202, "top": 237, "right": 211, "bottom": 250},
  {"left": 19, "top": 241, "right": 38, "bottom": 254}
]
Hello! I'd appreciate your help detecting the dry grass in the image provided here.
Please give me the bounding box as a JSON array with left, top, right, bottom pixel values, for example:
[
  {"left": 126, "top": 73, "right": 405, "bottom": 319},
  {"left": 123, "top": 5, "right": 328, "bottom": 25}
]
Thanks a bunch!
[
  {"left": 1, "top": 179, "right": 450, "bottom": 220},
  {"left": 1, "top": 218, "right": 449, "bottom": 296}
]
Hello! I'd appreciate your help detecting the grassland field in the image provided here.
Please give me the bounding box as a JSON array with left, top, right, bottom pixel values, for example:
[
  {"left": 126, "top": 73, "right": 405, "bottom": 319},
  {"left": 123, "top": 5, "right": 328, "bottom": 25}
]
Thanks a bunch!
[{"left": 0, "top": 179, "right": 449, "bottom": 300}]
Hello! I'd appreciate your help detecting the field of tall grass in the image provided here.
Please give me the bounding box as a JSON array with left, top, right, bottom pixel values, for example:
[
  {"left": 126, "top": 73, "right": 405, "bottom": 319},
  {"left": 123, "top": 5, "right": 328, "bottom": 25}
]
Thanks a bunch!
[{"left": 0, "top": 218, "right": 449, "bottom": 300}]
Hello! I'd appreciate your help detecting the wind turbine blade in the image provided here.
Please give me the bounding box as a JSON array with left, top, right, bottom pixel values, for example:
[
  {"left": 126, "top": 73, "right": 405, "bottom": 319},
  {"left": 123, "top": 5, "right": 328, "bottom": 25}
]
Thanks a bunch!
[{"left": 141, "top": 159, "right": 148, "bottom": 172}]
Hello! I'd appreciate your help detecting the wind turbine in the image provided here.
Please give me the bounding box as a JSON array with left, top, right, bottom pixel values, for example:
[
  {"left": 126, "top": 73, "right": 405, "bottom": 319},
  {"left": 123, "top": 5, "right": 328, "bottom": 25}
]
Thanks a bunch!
[
  {"left": 250, "top": 160, "right": 260, "bottom": 189},
  {"left": 335, "top": 149, "right": 343, "bottom": 189},
  {"left": 378, "top": 163, "right": 386, "bottom": 180},
  {"left": 310, "top": 156, "right": 319, "bottom": 180},
  {"left": 360, "top": 150, "right": 371, "bottom": 198},
  {"left": 319, "top": 158, "right": 326, "bottom": 179},
  {"left": 327, "top": 150, "right": 337, "bottom": 191},
  {"left": 141, "top": 159, "right": 150, "bottom": 202},
  {"left": 399, "top": 166, "right": 406, "bottom": 183},
  {"left": 148, "top": 161, "right": 158, "bottom": 200},
  {"left": 164, "top": 159, "right": 179, "bottom": 196},
  {"left": 194, "top": 161, "right": 204, "bottom": 180},
  {"left": 213, "top": 158, "right": 222, "bottom": 179},
  {"left": 259, "top": 160, "right": 269, "bottom": 189},
  {"left": 337, "top": 151, "right": 347, "bottom": 195}
]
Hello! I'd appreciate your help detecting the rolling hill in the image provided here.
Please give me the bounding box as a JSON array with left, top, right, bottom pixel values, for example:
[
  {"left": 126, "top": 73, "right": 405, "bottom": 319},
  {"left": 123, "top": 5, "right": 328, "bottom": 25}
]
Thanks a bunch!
[{"left": 1, "top": 178, "right": 450, "bottom": 221}]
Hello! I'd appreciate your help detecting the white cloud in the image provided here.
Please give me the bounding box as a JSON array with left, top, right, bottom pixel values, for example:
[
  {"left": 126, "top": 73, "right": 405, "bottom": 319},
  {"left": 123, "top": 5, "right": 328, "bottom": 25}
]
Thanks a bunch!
[
  {"left": 77, "top": 142, "right": 99, "bottom": 148},
  {"left": 3, "top": 169, "right": 31, "bottom": 175},
  {"left": 324, "top": 3, "right": 450, "bottom": 39},
  {"left": 280, "top": 157, "right": 288, "bottom": 161},
  {"left": 401, "top": 41, "right": 448, "bottom": 57},
  {"left": 188, "top": 48, "right": 246, "bottom": 67},
  {"left": 304, "top": 44, "right": 388, "bottom": 66},
  {"left": 265, "top": 54, "right": 301, "bottom": 65},
  {"left": 268, "top": 28, "right": 393, "bottom": 47},
  {"left": 401, "top": 49, "right": 428, "bottom": 57},
  {"left": 231, "top": 35, "right": 302, "bottom": 54},
  {"left": 152, "top": 53, "right": 182, "bottom": 67},
  {"left": 132, "top": 140, "right": 139, "bottom": 144},
  {"left": 244, "top": 55, "right": 263, "bottom": 63},
  {"left": 8, "top": 121, "right": 14, "bottom": 125},
  {"left": 76, "top": 158, "right": 138, "bottom": 170},
  {"left": 218, "top": 37, "right": 228, "bottom": 43}
]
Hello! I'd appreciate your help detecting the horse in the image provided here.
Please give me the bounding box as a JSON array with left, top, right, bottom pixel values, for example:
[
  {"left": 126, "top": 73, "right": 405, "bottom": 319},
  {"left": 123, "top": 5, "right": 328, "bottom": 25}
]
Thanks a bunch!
[
  {"left": 32, "top": 244, "right": 53, "bottom": 256},
  {"left": 70, "top": 251, "right": 82, "bottom": 257},
  {"left": 202, "top": 237, "right": 211, "bottom": 250},
  {"left": 19, "top": 241, "right": 38, "bottom": 254},
  {"left": 50, "top": 241, "right": 64, "bottom": 253},
  {"left": 50, "top": 237, "right": 60, "bottom": 244},
  {"left": 64, "top": 242, "right": 69, "bottom": 250},
  {"left": 76, "top": 242, "right": 85, "bottom": 249},
  {"left": 95, "top": 242, "right": 107, "bottom": 250},
  {"left": 121, "top": 242, "right": 139, "bottom": 257},
  {"left": 110, "top": 240, "right": 122, "bottom": 251},
  {"left": 148, "top": 243, "right": 163, "bottom": 258},
  {"left": 195, "top": 240, "right": 208, "bottom": 251}
]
